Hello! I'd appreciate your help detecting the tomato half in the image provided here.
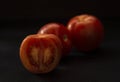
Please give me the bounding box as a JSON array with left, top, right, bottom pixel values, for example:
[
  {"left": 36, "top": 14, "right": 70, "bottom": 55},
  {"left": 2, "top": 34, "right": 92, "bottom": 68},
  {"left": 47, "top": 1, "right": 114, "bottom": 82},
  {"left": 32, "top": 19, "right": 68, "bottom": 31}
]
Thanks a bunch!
[{"left": 20, "top": 34, "right": 62, "bottom": 73}]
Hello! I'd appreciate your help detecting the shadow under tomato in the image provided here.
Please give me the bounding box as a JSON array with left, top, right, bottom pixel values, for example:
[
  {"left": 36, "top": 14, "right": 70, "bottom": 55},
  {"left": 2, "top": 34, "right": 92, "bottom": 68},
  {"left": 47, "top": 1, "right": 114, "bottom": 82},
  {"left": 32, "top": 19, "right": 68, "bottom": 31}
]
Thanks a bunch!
[
  {"left": 35, "top": 66, "right": 68, "bottom": 81},
  {"left": 60, "top": 46, "right": 119, "bottom": 64}
]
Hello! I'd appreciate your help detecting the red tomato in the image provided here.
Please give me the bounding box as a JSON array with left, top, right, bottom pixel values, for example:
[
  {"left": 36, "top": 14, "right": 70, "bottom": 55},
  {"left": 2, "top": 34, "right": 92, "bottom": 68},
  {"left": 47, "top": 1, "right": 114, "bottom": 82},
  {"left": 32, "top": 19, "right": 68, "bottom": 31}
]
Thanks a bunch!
[
  {"left": 67, "top": 14, "right": 104, "bottom": 52},
  {"left": 20, "top": 34, "right": 62, "bottom": 74},
  {"left": 37, "top": 23, "right": 71, "bottom": 57}
]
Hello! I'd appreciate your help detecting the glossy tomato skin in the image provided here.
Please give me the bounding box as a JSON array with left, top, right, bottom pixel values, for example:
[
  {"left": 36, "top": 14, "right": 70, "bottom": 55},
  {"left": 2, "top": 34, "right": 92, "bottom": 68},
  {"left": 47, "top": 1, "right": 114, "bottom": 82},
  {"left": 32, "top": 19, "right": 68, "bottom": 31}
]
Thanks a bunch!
[
  {"left": 38, "top": 23, "right": 71, "bottom": 57},
  {"left": 20, "top": 34, "right": 62, "bottom": 74},
  {"left": 67, "top": 14, "right": 104, "bottom": 52}
]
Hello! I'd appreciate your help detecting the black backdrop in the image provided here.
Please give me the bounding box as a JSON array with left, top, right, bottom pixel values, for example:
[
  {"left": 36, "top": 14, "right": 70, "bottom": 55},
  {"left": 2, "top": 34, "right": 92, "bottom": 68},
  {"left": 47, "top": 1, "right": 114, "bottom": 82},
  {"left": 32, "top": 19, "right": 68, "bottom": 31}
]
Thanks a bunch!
[{"left": 0, "top": 0, "right": 119, "bottom": 19}]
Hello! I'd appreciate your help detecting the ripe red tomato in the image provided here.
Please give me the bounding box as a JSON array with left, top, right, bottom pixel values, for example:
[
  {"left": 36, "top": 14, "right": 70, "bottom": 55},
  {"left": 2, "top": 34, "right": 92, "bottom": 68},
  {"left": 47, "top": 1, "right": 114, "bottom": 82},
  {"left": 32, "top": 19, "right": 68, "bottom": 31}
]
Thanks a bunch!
[
  {"left": 67, "top": 14, "right": 104, "bottom": 52},
  {"left": 20, "top": 34, "right": 62, "bottom": 74},
  {"left": 37, "top": 23, "right": 71, "bottom": 57}
]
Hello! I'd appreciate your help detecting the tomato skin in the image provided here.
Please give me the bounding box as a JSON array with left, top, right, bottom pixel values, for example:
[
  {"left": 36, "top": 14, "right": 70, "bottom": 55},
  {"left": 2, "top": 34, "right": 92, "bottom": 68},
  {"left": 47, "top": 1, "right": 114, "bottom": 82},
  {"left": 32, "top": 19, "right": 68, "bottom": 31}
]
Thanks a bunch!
[
  {"left": 38, "top": 23, "right": 71, "bottom": 57},
  {"left": 20, "top": 34, "right": 62, "bottom": 74},
  {"left": 67, "top": 14, "right": 104, "bottom": 52}
]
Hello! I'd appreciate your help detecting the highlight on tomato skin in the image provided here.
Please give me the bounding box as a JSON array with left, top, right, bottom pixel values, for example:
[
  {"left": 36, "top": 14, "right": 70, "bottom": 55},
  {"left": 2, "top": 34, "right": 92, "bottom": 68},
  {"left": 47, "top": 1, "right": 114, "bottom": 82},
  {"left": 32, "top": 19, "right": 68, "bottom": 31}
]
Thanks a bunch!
[
  {"left": 19, "top": 34, "right": 62, "bottom": 74},
  {"left": 37, "top": 22, "right": 72, "bottom": 57},
  {"left": 67, "top": 14, "right": 104, "bottom": 52}
]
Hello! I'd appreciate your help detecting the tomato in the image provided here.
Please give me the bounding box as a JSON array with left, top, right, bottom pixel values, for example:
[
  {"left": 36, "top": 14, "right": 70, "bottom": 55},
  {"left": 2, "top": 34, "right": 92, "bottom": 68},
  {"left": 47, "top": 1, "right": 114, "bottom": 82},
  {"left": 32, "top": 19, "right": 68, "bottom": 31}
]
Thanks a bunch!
[
  {"left": 20, "top": 34, "right": 62, "bottom": 74},
  {"left": 67, "top": 14, "right": 104, "bottom": 52},
  {"left": 38, "top": 23, "right": 71, "bottom": 57}
]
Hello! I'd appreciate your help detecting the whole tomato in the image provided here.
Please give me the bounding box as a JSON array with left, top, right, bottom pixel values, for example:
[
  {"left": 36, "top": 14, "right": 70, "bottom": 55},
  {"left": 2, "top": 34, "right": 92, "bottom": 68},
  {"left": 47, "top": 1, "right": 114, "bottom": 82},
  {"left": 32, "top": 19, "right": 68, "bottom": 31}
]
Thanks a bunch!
[
  {"left": 67, "top": 14, "right": 104, "bottom": 52},
  {"left": 38, "top": 23, "right": 71, "bottom": 57},
  {"left": 20, "top": 34, "right": 62, "bottom": 74}
]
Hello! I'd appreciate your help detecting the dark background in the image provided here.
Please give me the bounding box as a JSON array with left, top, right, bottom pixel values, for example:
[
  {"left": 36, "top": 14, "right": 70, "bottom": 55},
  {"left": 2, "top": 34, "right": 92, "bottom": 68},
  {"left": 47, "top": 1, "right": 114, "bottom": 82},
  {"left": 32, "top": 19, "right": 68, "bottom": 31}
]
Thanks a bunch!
[
  {"left": 0, "top": 0, "right": 120, "bottom": 28},
  {"left": 0, "top": 0, "right": 120, "bottom": 82},
  {"left": 0, "top": 0, "right": 119, "bottom": 20}
]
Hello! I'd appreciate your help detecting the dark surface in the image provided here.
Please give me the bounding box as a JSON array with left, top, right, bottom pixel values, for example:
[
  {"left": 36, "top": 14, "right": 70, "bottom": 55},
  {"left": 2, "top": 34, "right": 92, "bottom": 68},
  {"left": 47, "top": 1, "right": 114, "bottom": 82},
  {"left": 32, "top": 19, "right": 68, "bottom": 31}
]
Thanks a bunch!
[{"left": 0, "top": 19, "right": 120, "bottom": 82}]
